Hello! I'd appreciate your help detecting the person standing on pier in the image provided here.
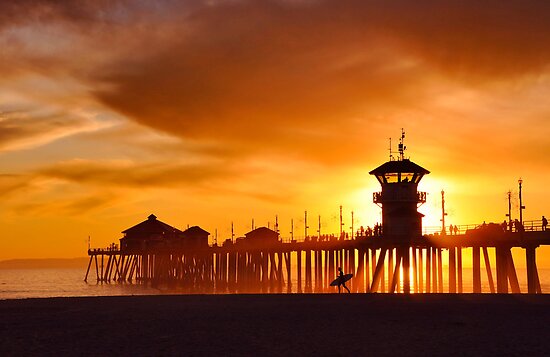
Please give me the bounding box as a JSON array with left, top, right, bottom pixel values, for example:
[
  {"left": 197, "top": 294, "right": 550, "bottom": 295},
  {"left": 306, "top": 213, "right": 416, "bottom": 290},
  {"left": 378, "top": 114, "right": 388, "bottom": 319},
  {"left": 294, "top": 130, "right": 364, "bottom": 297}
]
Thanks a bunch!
[{"left": 542, "top": 216, "right": 548, "bottom": 231}]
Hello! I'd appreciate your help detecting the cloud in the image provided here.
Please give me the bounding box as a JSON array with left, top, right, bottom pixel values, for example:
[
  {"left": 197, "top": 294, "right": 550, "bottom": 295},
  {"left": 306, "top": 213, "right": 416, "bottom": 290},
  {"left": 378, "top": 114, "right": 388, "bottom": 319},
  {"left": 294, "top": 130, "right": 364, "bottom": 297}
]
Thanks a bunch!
[
  {"left": 11, "top": 191, "right": 120, "bottom": 216},
  {"left": 0, "top": 109, "right": 106, "bottom": 152},
  {"left": 2, "top": 0, "right": 550, "bottom": 168},
  {"left": 37, "top": 159, "right": 236, "bottom": 188},
  {"left": 0, "top": 158, "right": 242, "bottom": 216},
  {"left": 87, "top": 0, "right": 550, "bottom": 164}
]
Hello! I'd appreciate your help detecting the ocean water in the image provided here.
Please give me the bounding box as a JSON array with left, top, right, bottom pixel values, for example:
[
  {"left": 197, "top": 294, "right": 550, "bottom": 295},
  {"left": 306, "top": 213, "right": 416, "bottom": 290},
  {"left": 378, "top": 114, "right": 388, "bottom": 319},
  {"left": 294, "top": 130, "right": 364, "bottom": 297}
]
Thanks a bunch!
[
  {"left": 1, "top": 268, "right": 550, "bottom": 299},
  {"left": 0, "top": 269, "right": 161, "bottom": 300}
]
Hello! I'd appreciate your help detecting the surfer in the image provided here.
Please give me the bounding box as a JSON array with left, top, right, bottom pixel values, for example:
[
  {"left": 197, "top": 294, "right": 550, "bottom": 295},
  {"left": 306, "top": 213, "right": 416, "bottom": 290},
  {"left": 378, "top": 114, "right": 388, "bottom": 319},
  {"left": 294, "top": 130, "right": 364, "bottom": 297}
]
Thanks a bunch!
[{"left": 337, "top": 267, "right": 351, "bottom": 293}]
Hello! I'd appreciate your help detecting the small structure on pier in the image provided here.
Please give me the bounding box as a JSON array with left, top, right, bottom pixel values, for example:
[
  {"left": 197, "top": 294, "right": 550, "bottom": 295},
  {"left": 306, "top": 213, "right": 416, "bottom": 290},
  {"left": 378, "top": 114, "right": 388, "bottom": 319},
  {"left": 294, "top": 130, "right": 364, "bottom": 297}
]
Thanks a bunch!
[
  {"left": 370, "top": 130, "right": 429, "bottom": 241},
  {"left": 120, "top": 214, "right": 183, "bottom": 252},
  {"left": 242, "top": 227, "right": 279, "bottom": 247},
  {"left": 180, "top": 226, "right": 210, "bottom": 249}
]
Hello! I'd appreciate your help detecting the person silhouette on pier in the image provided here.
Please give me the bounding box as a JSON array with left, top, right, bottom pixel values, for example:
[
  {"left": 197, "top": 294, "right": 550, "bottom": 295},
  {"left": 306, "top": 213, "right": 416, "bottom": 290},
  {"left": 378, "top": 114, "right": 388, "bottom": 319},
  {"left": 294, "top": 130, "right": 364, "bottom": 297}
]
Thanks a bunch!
[
  {"left": 337, "top": 267, "right": 351, "bottom": 293},
  {"left": 542, "top": 216, "right": 548, "bottom": 231},
  {"left": 514, "top": 219, "right": 524, "bottom": 233}
]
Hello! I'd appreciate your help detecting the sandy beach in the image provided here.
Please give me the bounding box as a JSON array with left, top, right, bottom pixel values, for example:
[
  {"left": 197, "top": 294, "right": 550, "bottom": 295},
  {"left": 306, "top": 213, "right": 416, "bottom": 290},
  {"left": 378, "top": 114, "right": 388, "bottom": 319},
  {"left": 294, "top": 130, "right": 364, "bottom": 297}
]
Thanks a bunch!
[{"left": 1, "top": 294, "right": 550, "bottom": 356}]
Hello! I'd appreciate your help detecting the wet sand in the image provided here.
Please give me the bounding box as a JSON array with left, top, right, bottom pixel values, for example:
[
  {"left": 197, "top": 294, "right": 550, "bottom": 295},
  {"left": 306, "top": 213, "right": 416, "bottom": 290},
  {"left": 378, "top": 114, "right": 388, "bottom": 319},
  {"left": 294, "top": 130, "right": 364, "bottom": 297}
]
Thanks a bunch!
[{"left": 1, "top": 294, "right": 550, "bottom": 356}]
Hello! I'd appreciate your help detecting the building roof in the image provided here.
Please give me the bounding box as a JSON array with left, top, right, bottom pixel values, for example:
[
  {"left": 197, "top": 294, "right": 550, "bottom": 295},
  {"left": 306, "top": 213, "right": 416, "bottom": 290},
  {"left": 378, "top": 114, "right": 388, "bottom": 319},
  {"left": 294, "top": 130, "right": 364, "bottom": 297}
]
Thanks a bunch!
[
  {"left": 122, "top": 214, "right": 183, "bottom": 236},
  {"left": 369, "top": 159, "right": 430, "bottom": 175},
  {"left": 182, "top": 226, "right": 210, "bottom": 236},
  {"left": 245, "top": 227, "right": 279, "bottom": 239}
]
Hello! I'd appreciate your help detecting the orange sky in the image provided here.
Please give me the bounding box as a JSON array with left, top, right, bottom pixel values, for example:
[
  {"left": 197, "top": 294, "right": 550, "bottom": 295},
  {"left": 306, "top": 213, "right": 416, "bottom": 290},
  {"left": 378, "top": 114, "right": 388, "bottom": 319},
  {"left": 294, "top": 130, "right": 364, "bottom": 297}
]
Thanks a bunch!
[{"left": 1, "top": 0, "right": 550, "bottom": 263}]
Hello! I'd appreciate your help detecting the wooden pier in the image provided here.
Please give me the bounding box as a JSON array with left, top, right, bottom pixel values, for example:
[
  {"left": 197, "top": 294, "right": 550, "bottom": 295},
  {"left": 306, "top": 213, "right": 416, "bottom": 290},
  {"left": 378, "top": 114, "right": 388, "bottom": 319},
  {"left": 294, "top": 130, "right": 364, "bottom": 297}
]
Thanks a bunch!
[
  {"left": 85, "top": 222, "right": 549, "bottom": 294},
  {"left": 85, "top": 136, "right": 550, "bottom": 294}
]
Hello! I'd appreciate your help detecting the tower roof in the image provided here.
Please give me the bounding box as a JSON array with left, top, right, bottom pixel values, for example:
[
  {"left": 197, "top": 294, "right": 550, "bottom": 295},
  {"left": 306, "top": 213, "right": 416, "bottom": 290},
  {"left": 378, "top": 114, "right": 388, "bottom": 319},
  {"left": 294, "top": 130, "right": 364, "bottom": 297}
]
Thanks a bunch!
[{"left": 369, "top": 159, "right": 430, "bottom": 175}]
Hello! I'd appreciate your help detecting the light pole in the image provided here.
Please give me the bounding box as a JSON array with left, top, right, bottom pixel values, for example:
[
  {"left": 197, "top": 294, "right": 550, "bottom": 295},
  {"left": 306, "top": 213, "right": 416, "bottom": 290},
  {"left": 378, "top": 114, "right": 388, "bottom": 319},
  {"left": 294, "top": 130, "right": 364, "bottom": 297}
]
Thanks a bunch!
[
  {"left": 304, "top": 210, "right": 309, "bottom": 239},
  {"left": 339, "top": 205, "right": 344, "bottom": 238},
  {"left": 350, "top": 211, "right": 354, "bottom": 239},
  {"left": 317, "top": 215, "right": 321, "bottom": 239},
  {"left": 518, "top": 178, "right": 525, "bottom": 225},
  {"left": 506, "top": 190, "right": 512, "bottom": 231},
  {"left": 441, "top": 190, "right": 448, "bottom": 235}
]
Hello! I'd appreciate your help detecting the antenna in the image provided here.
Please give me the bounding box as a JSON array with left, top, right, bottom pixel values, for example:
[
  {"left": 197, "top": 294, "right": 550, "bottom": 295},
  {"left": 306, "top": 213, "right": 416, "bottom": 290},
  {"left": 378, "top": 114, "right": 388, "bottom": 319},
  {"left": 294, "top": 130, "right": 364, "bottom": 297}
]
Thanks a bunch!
[
  {"left": 398, "top": 128, "right": 407, "bottom": 161},
  {"left": 275, "top": 215, "right": 279, "bottom": 233},
  {"left": 214, "top": 228, "right": 218, "bottom": 245},
  {"left": 290, "top": 218, "right": 294, "bottom": 240},
  {"left": 318, "top": 215, "right": 321, "bottom": 238},
  {"left": 388, "top": 137, "right": 393, "bottom": 161},
  {"left": 231, "top": 221, "right": 234, "bottom": 242}
]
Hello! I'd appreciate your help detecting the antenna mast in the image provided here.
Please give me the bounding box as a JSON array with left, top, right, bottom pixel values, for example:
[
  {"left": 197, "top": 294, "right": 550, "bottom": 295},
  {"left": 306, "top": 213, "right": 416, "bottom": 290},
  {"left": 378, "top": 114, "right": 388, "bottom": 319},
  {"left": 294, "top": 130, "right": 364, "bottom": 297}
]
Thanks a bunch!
[{"left": 398, "top": 128, "right": 406, "bottom": 161}]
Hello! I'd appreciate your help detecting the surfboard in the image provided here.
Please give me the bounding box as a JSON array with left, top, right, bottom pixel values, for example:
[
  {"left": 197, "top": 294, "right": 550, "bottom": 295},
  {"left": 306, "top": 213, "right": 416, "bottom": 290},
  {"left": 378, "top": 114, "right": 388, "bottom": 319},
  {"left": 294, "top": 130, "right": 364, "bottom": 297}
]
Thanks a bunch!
[{"left": 330, "top": 273, "right": 353, "bottom": 286}]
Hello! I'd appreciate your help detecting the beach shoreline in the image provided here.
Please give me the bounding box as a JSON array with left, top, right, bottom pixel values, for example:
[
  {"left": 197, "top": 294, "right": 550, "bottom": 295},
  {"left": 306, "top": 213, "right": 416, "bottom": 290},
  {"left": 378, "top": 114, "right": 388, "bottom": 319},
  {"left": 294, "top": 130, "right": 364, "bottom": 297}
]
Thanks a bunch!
[{"left": 2, "top": 294, "right": 550, "bottom": 356}]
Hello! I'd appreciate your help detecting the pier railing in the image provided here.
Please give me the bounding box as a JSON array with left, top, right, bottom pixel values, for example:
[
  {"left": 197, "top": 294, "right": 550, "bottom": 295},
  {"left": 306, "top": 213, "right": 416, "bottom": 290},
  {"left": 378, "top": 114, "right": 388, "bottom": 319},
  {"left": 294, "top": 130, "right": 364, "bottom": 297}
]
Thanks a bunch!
[{"left": 422, "top": 219, "right": 546, "bottom": 236}]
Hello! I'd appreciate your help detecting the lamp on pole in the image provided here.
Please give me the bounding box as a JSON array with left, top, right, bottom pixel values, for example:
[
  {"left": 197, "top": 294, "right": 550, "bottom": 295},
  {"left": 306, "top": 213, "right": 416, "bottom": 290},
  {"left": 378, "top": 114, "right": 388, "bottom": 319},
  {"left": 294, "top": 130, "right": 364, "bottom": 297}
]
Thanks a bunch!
[
  {"left": 440, "top": 190, "right": 448, "bottom": 235},
  {"left": 505, "top": 190, "right": 512, "bottom": 231},
  {"left": 304, "top": 210, "right": 309, "bottom": 239},
  {"left": 518, "top": 178, "right": 525, "bottom": 225}
]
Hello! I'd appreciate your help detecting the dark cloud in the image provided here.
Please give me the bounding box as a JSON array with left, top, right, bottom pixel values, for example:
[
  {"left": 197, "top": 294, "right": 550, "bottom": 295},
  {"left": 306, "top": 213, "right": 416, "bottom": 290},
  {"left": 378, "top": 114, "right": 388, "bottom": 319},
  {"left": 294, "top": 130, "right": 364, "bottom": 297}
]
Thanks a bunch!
[
  {"left": 0, "top": 0, "right": 130, "bottom": 28},
  {"left": 3, "top": 0, "right": 550, "bottom": 166},
  {"left": 88, "top": 0, "right": 550, "bottom": 163}
]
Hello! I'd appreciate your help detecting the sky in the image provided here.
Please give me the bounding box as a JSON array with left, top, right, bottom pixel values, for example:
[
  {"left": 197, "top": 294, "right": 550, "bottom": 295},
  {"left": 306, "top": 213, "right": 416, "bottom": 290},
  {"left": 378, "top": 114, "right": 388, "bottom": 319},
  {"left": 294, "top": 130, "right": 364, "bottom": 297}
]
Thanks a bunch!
[{"left": 1, "top": 0, "right": 550, "bottom": 262}]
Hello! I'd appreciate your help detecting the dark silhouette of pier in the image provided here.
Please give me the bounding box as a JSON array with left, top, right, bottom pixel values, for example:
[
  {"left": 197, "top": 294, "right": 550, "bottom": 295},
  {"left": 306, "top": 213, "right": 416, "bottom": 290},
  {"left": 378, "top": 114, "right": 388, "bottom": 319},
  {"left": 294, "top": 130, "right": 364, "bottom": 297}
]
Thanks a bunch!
[
  {"left": 85, "top": 217, "right": 549, "bottom": 294},
  {"left": 85, "top": 131, "right": 550, "bottom": 294}
]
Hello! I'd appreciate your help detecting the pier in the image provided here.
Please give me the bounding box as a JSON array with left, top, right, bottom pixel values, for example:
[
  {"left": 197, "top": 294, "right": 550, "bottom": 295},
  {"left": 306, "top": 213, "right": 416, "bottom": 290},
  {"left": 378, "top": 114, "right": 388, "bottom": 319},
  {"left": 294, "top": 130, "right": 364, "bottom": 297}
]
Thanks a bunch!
[
  {"left": 85, "top": 132, "right": 550, "bottom": 294},
  {"left": 85, "top": 220, "right": 549, "bottom": 294}
]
